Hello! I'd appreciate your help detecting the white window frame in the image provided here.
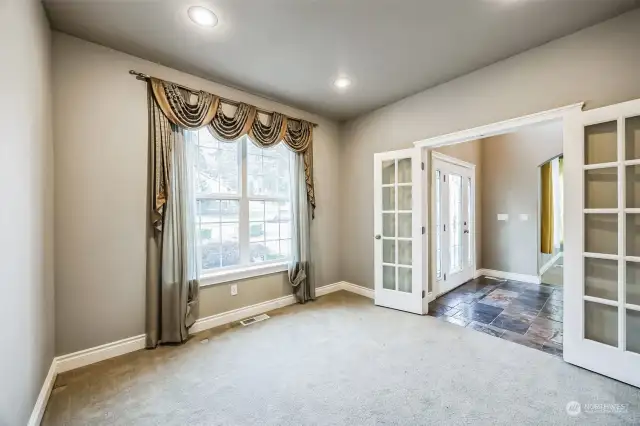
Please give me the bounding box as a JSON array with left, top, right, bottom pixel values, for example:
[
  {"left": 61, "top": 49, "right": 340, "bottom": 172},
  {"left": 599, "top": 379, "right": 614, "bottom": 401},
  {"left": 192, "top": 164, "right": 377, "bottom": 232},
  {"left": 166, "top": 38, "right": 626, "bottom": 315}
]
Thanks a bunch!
[{"left": 195, "top": 134, "right": 292, "bottom": 287}]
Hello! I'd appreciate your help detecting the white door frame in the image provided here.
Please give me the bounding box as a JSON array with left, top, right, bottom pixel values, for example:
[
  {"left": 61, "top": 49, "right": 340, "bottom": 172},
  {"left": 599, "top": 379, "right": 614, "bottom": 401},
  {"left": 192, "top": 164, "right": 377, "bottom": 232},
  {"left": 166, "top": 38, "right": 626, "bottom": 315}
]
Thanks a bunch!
[
  {"left": 415, "top": 103, "right": 584, "bottom": 304},
  {"left": 431, "top": 151, "right": 476, "bottom": 298}
]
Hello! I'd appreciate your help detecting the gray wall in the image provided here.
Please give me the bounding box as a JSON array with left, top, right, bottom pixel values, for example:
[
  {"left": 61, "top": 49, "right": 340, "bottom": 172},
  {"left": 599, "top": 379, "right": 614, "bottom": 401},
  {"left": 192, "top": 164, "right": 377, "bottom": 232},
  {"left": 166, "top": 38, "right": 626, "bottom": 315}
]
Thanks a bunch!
[
  {"left": 340, "top": 9, "right": 640, "bottom": 289},
  {"left": 52, "top": 33, "right": 342, "bottom": 355},
  {"left": 480, "top": 122, "right": 563, "bottom": 276},
  {"left": 0, "top": 1, "right": 54, "bottom": 425}
]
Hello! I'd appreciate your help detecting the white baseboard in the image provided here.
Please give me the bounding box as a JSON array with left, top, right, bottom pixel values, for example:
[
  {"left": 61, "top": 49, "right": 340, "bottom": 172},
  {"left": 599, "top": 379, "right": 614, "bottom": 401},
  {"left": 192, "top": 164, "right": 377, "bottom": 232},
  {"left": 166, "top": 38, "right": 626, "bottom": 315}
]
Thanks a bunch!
[
  {"left": 190, "top": 294, "right": 298, "bottom": 334},
  {"left": 476, "top": 268, "right": 541, "bottom": 284},
  {"left": 316, "top": 282, "right": 342, "bottom": 296},
  {"left": 339, "top": 281, "right": 375, "bottom": 299},
  {"left": 29, "top": 281, "right": 373, "bottom": 423},
  {"left": 53, "top": 281, "right": 351, "bottom": 374},
  {"left": 56, "top": 334, "right": 146, "bottom": 374},
  {"left": 27, "top": 360, "right": 57, "bottom": 426},
  {"left": 539, "top": 251, "right": 563, "bottom": 276}
]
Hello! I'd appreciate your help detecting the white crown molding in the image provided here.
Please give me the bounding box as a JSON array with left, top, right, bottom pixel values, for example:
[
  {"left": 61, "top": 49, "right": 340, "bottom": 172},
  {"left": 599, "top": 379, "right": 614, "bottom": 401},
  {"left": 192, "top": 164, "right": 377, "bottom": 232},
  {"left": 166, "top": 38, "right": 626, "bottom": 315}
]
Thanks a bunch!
[
  {"left": 27, "top": 360, "right": 57, "bottom": 426},
  {"left": 477, "top": 269, "right": 541, "bottom": 284},
  {"left": 413, "top": 103, "right": 584, "bottom": 149}
]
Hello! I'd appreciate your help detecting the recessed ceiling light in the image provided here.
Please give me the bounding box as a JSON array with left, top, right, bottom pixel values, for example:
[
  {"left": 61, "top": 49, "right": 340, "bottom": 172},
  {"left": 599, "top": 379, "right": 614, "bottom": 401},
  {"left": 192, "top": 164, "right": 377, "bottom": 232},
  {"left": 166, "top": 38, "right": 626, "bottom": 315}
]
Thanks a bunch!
[
  {"left": 334, "top": 77, "right": 352, "bottom": 89},
  {"left": 188, "top": 6, "right": 218, "bottom": 27}
]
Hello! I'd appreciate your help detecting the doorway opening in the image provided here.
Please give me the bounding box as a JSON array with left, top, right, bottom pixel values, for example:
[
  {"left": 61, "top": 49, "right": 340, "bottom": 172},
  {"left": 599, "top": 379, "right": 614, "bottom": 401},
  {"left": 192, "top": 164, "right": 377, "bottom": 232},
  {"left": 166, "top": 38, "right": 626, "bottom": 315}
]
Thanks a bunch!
[
  {"left": 539, "top": 154, "right": 564, "bottom": 287},
  {"left": 426, "top": 120, "right": 564, "bottom": 357}
]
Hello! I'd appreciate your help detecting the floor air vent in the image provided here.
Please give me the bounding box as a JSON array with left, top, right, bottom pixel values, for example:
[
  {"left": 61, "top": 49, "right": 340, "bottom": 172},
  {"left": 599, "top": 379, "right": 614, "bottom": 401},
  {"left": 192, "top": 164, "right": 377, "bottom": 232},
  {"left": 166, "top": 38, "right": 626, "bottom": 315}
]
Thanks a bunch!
[{"left": 240, "top": 313, "right": 270, "bottom": 326}]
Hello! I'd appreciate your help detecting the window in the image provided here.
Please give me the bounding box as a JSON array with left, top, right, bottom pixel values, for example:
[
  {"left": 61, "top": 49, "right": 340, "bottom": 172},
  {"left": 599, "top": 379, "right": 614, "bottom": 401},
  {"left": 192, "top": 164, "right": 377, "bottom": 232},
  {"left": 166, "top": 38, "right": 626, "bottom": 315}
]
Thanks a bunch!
[{"left": 193, "top": 128, "right": 293, "bottom": 280}]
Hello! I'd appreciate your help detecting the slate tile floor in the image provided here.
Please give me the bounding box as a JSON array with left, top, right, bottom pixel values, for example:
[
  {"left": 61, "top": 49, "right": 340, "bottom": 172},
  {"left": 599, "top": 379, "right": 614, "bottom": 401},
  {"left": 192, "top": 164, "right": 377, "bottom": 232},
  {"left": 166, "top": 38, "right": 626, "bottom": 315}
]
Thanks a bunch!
[{"left": 428, "top": 276, "right": 563, "bottom": 357}]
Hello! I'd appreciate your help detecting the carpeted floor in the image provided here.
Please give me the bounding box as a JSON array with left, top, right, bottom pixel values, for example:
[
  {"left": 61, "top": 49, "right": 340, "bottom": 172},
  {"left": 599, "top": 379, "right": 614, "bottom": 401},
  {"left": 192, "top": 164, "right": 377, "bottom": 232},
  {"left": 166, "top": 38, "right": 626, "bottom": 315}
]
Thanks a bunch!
[{"left": 43, "top": 291, "right": 639, "bottom": 425}]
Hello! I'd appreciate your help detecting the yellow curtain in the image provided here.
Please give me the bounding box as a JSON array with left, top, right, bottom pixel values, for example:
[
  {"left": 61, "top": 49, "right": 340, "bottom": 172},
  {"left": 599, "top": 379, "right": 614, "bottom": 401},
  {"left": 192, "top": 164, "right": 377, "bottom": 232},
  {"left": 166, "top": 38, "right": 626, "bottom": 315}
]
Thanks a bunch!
[{"left": 541, "top": 162, "right": 554, "bottom": 254}]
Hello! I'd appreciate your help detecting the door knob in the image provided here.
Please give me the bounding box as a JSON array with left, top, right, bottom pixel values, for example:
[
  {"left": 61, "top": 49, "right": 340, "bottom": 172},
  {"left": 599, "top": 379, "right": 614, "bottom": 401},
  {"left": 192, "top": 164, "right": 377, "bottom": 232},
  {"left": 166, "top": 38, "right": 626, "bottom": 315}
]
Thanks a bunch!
[{"left": 375, "top": 235, "right": 381, "bottom": 240}]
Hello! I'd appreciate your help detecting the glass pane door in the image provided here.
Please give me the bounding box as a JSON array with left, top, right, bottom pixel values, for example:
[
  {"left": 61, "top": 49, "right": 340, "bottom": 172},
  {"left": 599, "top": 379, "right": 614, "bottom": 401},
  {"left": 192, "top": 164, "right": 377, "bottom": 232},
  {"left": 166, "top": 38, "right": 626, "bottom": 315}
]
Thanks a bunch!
[
  {"left": 431, "top": 154, "right": 475, "bottom": 297},
  {"left": 449, "top": 173, "right": 463, "bottom": 273},
  {"left": 564, "top": 98, "right": 640, "bottom": 389},
  {"left": 381, "top": 158, "right": 413, "bottom": 293},
  {"left": 374, "top": 147, "right": 424, "bottom": 315},
  {"left": 581, "top": 114, "right": 640, "bottom": 354}
]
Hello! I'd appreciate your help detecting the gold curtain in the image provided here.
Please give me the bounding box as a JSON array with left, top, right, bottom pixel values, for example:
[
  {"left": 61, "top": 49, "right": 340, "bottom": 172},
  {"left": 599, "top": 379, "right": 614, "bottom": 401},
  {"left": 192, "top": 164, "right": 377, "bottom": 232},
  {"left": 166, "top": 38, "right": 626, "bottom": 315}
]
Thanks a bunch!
[
  {"left": 541, "top": 162, "right": 554, "bottom": 254},
  {"left": 149, "top": 77, "right": 316, "bottom": 217}
]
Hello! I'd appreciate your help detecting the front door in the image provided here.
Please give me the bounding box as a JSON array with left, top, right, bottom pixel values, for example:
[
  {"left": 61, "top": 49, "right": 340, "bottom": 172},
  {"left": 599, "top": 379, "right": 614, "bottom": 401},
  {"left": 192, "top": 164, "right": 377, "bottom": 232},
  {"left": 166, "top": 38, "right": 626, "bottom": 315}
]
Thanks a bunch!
[
  {"left": 564, "top": 97, "right": 640, "bottom": 387},
  {"left": 373, "top": 148, "right": 425, "bottom": 314},
  {"left": 432, "top": 153, "right": 475, "bottom": 297}
]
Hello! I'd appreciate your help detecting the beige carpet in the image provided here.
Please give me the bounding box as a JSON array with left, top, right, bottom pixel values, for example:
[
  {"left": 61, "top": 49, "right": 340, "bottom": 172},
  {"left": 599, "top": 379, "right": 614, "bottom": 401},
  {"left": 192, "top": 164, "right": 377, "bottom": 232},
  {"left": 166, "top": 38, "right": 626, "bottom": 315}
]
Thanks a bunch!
[{"left": 43, "top": 291, "right": 639, "bottom": 425}]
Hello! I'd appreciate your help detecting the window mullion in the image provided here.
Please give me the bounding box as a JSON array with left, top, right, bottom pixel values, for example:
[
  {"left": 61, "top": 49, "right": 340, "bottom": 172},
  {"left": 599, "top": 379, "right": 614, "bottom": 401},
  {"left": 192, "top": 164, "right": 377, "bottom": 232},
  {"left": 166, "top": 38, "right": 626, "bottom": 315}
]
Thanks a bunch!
[{"left": 239, "top": 138, "right": 250, "bottom": 265}]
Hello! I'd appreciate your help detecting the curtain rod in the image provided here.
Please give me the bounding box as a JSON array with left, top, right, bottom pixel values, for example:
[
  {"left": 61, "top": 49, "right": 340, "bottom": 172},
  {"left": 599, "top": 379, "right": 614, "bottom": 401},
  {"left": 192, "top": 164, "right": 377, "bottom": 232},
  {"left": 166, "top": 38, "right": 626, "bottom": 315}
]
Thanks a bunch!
[{"left": 129, "top": 70, "right": 318, "bottom": 128}]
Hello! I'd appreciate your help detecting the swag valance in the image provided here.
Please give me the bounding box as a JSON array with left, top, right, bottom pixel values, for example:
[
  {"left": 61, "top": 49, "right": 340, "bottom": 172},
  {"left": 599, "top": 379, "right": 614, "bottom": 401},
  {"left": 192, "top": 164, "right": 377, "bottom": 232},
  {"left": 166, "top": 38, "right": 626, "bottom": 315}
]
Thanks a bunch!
[
  {"left": 149, "top": 77, "right": 316, "bottom": 228},
  {"left": 145, "top": 74, "right": 316, "bottom": 349}
]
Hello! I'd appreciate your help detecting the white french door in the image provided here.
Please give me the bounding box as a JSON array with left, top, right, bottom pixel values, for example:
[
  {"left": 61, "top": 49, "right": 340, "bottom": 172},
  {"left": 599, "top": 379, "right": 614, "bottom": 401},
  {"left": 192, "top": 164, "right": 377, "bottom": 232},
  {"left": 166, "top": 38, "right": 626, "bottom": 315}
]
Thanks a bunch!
[
  {"left": 564, "top": 98, "right": 640, "bottom": 387},
  {"left": 431, "top": 153, "right": 475, "bottom": 296},
  {"left": 373, "top": 148, "right": 425, "bottom": 314}
]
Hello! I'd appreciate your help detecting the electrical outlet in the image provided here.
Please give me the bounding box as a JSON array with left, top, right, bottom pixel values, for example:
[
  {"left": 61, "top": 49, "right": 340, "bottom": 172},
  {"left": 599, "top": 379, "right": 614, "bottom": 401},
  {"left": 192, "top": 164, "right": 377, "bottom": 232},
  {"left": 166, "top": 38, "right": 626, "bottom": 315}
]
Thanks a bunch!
[{"left": 230, "top": 284, "right": 238, "bottom": 296}]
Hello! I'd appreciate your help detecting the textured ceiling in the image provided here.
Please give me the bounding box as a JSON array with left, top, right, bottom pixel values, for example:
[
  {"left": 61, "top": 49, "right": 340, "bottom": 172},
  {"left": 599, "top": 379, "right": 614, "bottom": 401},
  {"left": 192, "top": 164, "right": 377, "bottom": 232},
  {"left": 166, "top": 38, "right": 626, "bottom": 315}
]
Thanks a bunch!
[{"left": 44, "top": 0, "right": 639, "bottom": 120}]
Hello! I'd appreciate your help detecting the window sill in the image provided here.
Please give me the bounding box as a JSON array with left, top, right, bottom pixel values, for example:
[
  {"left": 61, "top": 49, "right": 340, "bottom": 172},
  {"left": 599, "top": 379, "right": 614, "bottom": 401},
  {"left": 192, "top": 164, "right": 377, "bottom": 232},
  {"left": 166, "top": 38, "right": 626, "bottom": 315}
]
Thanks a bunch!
[{"left": 199, "top": 261, "right": 289, "bottom": 288}]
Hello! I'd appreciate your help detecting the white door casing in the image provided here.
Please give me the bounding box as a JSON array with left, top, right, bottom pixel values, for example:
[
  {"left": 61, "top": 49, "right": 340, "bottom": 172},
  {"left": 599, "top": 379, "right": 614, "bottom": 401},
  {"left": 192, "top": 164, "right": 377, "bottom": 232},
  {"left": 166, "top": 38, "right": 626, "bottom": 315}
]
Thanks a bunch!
[
  {"left": 373, "top": 148, "right": 426, "bottom": 314},
  {"left": 564, "top": 97, "right": 640, "bottom": 388},
  {"left": 431, "top": 152, "right": 476, "bottom": 297}
]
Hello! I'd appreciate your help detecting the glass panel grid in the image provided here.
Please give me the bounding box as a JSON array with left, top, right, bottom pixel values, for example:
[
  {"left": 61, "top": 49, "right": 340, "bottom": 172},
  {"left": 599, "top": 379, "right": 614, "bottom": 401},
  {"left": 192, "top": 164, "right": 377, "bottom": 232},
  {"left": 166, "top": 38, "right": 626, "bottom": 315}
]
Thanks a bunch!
[
  {"left": 435, "top": 170, "right": 442, "bottom": 279},
  {"left": 467, "top": 177, "right": 472, "bottom": 267},
  {"left": 584, "top": 168, "right": 618, "bottom": 209},
  {"left": 249, "top": 200, "right": 291, "bottom": 264},
  {"left": 196, "top": 134, "right": 293, "bottom": 274},
  {"left": 581, "top": 116, "right": 640, "bottom": 351},
  {"left": 196, "top": 128, "right": 240, "bottom": 196},
  {"left": 449, "top": 174, "right": 463, "bottom": 273},
  {"left": 380, "top": 157, "right": 413, "bottom": 293},
  {"left": 584, "top": 121, "right": 617, "bottom": 165}
]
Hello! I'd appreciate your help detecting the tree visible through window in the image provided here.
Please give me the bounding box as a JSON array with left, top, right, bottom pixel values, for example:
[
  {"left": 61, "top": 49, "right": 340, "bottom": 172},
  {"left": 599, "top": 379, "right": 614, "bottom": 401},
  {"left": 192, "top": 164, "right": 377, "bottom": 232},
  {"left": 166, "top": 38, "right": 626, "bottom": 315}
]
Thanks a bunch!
[{"left": 193, "top": 129, "right": 292, "bottom": 274}]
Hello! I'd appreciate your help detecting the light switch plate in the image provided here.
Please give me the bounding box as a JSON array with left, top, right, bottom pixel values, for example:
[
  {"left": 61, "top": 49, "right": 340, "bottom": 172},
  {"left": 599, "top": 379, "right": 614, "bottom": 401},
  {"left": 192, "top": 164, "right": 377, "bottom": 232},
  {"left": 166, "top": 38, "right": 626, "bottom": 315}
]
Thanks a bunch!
[
  {"left": 230, "top": 284, "right": 238, "bottom": 296},
  {"left": 497, "top": 214, "right": 509, "bottom": 221}
]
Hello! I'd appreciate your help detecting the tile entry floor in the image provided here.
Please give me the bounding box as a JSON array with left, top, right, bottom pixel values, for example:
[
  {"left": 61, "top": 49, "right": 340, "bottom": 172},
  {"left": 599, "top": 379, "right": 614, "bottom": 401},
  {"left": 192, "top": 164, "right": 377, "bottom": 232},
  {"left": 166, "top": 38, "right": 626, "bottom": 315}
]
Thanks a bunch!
[{"left": 428, "top": 276, "right": 563, "bottom": 357}]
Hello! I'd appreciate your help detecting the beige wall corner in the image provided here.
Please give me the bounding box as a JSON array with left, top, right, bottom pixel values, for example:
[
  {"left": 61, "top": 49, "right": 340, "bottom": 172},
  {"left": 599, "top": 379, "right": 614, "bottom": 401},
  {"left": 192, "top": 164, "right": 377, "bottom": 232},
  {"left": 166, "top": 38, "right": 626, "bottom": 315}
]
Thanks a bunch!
[
  {"left": 52, "top": 33, "right": 342, "bottom": 355},
  {"left": 0, "top": 1, "right": 55, "bottom": 425}
]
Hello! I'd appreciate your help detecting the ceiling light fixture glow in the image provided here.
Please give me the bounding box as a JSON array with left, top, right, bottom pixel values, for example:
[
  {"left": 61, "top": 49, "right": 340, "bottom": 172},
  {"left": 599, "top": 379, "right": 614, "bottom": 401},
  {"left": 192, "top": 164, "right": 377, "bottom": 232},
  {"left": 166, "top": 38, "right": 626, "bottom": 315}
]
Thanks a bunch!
[
  {"left": 334, "top": 77, "right": 352, "bottom": 89},
  {"left": 188, "top": 6, "right": 218, "bottom": 27}
]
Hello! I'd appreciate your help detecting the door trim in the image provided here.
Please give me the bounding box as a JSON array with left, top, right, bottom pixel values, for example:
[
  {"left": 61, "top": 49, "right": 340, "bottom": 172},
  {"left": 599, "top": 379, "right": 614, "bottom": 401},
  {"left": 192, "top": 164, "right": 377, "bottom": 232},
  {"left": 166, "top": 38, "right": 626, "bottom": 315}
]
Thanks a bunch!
[
  {"left": 413, "top": 103, "right": 585, "bottom": 148},
  {"left": 432, "top": 151, "right": 477, "bottom": 170},
  {"left": 431, "top": 153, "right": 476, "bottom": 297},
  {"left": 412, "top": 102, "right": 585, "bottom": 367}
]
